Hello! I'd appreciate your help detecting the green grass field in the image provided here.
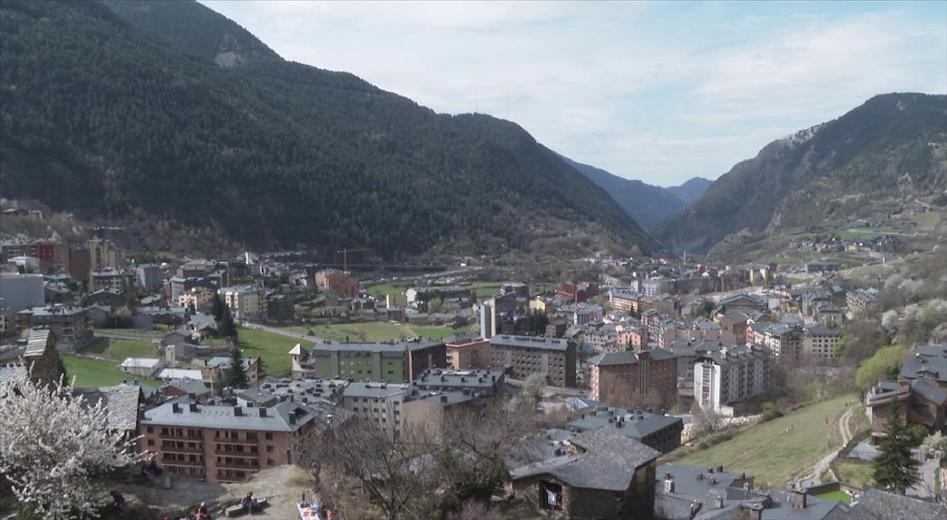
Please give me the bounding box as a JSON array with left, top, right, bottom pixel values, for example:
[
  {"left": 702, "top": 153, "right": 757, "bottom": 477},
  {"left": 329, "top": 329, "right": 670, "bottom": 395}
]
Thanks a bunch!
[
  {"left": 62, "top": 356, "right": 157, "bottom": 388},
  {"left": 832, "top": 459, "right": 875, "bottom": 489},
  {"left": 94, "top": 328, "right": 164, "bottom": 339},
  {"left": 366, "top": 280, "right": 503, "bottom": 299},
  {"left": 85, "top": 338, "right": 156, "bottom": 360},
  {"left": 678, "top": 395, "right": 854, "bottom": 489},
  {"left": 236, "top": 327, "right": 302, "bottom": 377},
  {"left": 365, "top": 281, "right": 412, "bottom": 299},
  {"left": 812, "top": 489, "right": 853, "bottom": 504},
  {"left": 281, "top": 321, "right": 474, "bottom": 343}
]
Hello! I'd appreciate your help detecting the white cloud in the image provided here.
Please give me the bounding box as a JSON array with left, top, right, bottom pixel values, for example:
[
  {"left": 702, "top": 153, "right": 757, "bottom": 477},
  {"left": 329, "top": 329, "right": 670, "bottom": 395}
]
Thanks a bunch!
[{"left": 202, "top": 1, "right": 946, "bottom": 186}]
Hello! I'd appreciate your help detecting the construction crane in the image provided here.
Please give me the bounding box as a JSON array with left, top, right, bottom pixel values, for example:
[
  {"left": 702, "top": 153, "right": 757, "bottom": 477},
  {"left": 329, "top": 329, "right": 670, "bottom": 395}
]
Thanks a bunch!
[{"left": 335, "top": 248, "right": 373, "bottom": 272}]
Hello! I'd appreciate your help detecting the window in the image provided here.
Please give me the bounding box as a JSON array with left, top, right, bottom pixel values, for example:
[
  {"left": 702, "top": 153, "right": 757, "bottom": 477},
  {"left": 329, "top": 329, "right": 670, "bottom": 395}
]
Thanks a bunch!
[
  {"left": 146, "top": 426, "right": 154, "bottom": 434},
  {"left": 265, "top": 433, "right": 273, "bottom": 440},
  {"left": 147, "top": 439, "right": 154, "bottom": 446},
  {"left": 266, "top": 446, "right": 274, "bottom": 453}
]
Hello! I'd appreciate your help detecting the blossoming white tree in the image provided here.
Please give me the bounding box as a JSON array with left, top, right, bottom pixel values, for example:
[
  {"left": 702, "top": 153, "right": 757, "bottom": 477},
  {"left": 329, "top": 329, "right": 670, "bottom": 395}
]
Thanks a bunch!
[{"left": 0, "top": 373, "right": 140, "bottom": 519}]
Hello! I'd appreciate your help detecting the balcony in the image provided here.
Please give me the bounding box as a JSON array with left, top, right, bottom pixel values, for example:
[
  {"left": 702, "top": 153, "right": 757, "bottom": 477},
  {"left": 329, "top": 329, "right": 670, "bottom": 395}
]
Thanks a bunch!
[
  {"left": 214, "top": 438, "right": 259, "bottom": 446},
  {"left": 159, "top": 432, "right": 203, "bottom": 441},
  {"left": 216, "top": 461, "right": 261, "bottom": 470},
  {"left": 212, "top": 450, "right": 259, "bottom": 458},
  {"left": 160, "top": 459, "right": 204, "bottom": 468},
  {"left": 160, "top": 444, "right": 204, "bottom": 454}
]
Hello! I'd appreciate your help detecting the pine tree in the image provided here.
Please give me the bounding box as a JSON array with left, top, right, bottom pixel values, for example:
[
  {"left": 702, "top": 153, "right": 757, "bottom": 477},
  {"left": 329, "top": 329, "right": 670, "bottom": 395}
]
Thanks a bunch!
[
  {"left": 211, "top": 292, "right": 225, "bottom": 321},
  {"left": 227, "top": 347, "right": 248, "bottom": 389},
  {"left": 872, "top": 401, "right": 921, "bottom": 494},
  {"left": 218, "top": 307, "right": 237, "bottom": 339}
]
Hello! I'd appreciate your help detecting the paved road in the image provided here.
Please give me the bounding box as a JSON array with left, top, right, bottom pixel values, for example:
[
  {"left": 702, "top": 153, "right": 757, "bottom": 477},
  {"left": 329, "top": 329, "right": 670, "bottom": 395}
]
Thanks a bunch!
[{"left": 800, "top": 404, "right": 856, "bottom": 487}]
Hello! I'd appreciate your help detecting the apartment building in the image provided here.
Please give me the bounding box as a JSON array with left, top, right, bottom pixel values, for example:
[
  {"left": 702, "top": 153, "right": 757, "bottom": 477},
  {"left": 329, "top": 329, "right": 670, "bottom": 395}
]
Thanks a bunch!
[
  {"left": 489, "top": 334, "right": 576, "bottom": 387},
  {"left": 341, "top": 377, "right": 491, "bottom": 439},
  {"left": 589, "top": 349, "right": 677, "bottom": 409},
  {"left": 16, "top": 305, "right": 92, "bottom": 350},
  {"left": 89, "top": 268, "right": 134, "bottom": 292},
  {"left": 609, "top": 289, "right": 640, "bottom": 313},
  {"left": 694, "top": 345, "right": 769, "bottom": 416},
  {"left": 139, "top": 399, "right": 320, "bottom": 483},
  {"left": 847, "top": 288, "right": 880, "bottom": 316},
  {"left": 802, "top": 326, "right": 841, "bottom": 362},
  {"left": 445, "top": 337, "right": 490, "bottom": 369},
  {"left": 289, "top": 339, "right": 447, "bottom": 383},
  {"left": 0, "top": 239, "right": 69, "bottom": 270},
  {"left": 87, "top": 238, "right": 123, "bottom": 271},
  {"left": 219, "top": 286, "right": 264, "bottom": 322},
  {"left": 747, "top": 322, "right": 803, "bottom": 364},
  {"left": 178, "top": 288, "right": 216, "bottom": 313}
]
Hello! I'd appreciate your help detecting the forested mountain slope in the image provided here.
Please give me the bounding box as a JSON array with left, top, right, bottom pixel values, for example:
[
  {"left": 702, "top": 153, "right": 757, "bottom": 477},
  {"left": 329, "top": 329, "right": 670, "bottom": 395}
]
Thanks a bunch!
[
  {"left": 659, "top": 93, "right": 947, "bottom": 253},
  {"left": 0, "top": 0, "right": 653, "bottom": 256}
]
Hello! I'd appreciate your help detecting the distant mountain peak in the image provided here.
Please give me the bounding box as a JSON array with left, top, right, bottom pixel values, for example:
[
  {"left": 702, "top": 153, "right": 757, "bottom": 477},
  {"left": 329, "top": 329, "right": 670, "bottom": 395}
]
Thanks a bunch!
[
  {"left": 665, "top": 177, "right": 713, "bottom": 204},
  {"left": 559, "top": 156, "right": 686, "bottom": 232}
]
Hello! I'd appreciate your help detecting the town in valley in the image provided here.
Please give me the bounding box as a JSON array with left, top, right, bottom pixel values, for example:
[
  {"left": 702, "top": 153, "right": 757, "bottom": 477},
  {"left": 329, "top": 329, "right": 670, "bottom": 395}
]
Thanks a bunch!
[{"left": 1, "top": 1, "right": 946, "bottom": 519}]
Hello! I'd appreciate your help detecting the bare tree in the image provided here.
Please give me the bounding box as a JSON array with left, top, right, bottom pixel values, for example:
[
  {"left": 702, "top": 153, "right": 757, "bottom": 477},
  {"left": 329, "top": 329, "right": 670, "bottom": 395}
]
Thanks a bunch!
[
  {"left": 320, "top": 417, "right": 438, "bottom": 520},
  {"left": 691, "top": 404, "right": 724, "bottom": 436},
  {"left": 435, "top": 398, "right": 541, "bottom": 502}
]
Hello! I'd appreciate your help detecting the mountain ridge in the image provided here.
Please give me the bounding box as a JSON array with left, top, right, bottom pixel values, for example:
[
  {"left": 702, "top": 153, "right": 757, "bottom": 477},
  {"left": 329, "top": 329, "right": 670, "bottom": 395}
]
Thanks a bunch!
[
  {"left": 0, "top": 0, "right": 654, "bottom": 257},
  {"left": 659, "top": 93, "right": 947, "bottom": 253},
  {"left": 560, "top": 156, "right": 686, "bottom": 231},
  {"left": 665, "top": 177, "right": 713, "bottom": 204}
]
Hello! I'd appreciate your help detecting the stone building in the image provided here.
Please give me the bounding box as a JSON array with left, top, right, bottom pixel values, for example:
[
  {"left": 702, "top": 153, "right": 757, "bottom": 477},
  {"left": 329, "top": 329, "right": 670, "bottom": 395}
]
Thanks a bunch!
[
  {"left": 589, "top": 349, "right": 677, "bottom": 409},
  {"left": 489, "top": 335, "right": 576, "bottom": 387},
  {"left": 566, "top": 406, "right": 683, "bottom": 453},
  {"left": 508, "top": 428, "right": 660, "bottom": 519}
]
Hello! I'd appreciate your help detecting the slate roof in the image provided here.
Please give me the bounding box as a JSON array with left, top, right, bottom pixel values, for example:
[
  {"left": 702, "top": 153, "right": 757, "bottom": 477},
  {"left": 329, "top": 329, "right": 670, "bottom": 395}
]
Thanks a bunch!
[
  {"left": 312, "top": 339, "right": 443, "bottom": 356},
  {"left": 900, "top": 344, "right": 947, "bottom": 384},
  {"left": 852, "top": 488, "right": 946, "bottom": 520},
  {"left": 188, "top": 313, "right": 218, "bottom": 331},
  {"left": 910, "top": 379, "right": 947, "bottom": 405},
  {"left": 164, "top": 378, "right": 210, "bottom": 396},
  {"left": 568, "top": 407, "right": 683, "bottom": 441},
  {"left": 73, "top": 384, "right": 142, "bottom": 432},
  {"left": 589, "top": 349, "right": 677, "bottom": 367},
  {"left": 157, "top": 368, "right": 204, "bottom": 380},
  {"left": 509, "top": 428, "right": 660, "bottom": 491},
  {"left": 655, "top": 463, "right": 849, "bottom": 520},
  {"left": 343, "top": 382, "right": 411, "bottom": 399},
  {"left": 142, "top": 399, "right": 315, "bottom": 432}
]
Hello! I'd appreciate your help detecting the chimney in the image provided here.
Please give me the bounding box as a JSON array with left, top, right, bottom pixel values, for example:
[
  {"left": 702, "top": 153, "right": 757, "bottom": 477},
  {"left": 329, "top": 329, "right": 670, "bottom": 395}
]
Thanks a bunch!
[
  {"left": 289, "top": 411, "right": 296, "bottom": 425},
  {"left": 713, "top": 496, "right": 724, "bottom": 509},
  {"left": 664, "top": 479, "right": 675, "bottom": 494},
  {"left": 233, "top": 406, "right": 242, "bottom": 416},
  {"left": 790, "top": 490, "right": 807, "bottom": 510},
  {"left": 172, "top": 403, "right": 181, "bottom": 413}
]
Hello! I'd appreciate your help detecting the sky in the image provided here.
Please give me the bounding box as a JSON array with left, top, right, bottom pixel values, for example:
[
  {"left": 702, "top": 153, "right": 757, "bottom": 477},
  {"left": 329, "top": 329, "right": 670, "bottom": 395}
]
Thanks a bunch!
[{"left": 202, "top": 1, "right": 947, "bottom": 187}]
